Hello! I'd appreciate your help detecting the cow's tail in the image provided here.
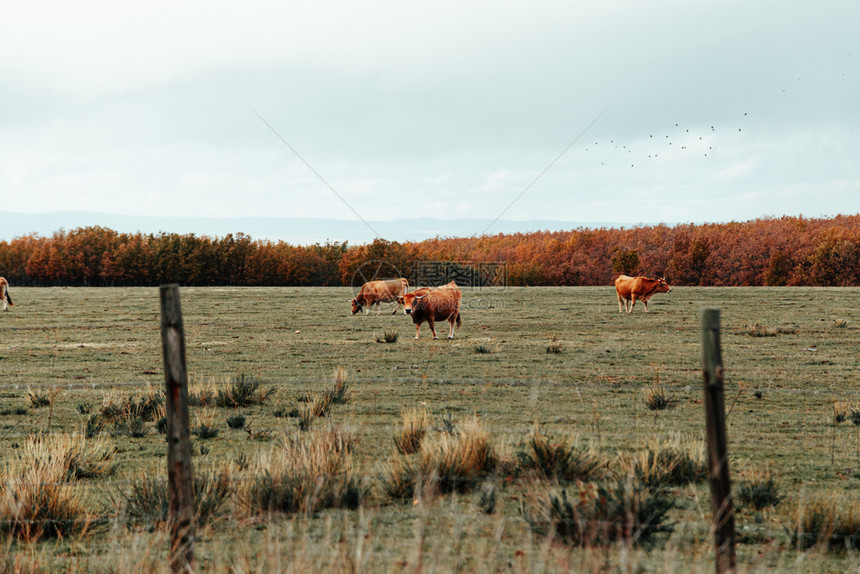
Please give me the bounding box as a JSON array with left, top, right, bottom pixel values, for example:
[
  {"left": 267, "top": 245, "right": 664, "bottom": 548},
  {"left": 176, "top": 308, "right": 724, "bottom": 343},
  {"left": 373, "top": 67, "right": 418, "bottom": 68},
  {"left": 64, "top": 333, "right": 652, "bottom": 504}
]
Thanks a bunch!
[{"left": 455, "top": 312, "right": 461, "bottom": 328}]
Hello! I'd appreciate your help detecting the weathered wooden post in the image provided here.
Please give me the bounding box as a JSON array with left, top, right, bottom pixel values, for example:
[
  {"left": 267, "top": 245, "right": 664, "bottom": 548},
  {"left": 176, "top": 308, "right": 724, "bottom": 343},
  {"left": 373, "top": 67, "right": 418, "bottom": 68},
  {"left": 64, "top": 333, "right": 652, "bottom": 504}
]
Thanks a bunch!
[
  {"left": 160, "top": 284, "right": 195, "bottom": 573},
  {"left": 700, "top": 308, "right": 736, "bottom": 574}
]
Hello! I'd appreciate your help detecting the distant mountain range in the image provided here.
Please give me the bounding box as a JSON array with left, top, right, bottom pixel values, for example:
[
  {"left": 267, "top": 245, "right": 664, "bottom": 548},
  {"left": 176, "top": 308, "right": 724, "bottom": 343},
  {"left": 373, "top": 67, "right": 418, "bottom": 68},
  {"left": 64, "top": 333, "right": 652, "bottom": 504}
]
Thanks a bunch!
[{"left": 0, "top": 211, "right": 632, "bottom": 245}]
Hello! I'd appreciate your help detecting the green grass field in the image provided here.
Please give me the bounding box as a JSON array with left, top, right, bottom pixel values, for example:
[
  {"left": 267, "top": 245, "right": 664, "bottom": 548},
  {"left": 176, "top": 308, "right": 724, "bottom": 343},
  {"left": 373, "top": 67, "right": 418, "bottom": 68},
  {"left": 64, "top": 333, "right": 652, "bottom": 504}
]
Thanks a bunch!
[{"left": 1, "top": 286, "right": 858, "bottom": 572}]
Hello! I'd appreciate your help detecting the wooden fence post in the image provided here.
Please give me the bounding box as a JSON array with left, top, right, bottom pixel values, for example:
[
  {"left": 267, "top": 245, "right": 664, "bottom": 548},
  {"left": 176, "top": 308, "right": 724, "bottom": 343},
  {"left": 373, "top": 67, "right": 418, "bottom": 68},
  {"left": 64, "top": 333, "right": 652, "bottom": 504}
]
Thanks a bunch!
[
  {"left": 700, "top": 308, "right": 736, "bottom": 574},
  {"left": 160, "top": 284, "right": 195, "bottom": 573}
]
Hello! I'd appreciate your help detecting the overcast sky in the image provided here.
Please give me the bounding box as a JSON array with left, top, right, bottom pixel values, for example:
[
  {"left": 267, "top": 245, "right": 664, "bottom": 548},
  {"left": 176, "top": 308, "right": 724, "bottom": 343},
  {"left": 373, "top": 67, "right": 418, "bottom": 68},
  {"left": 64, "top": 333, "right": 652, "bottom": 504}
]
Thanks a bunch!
[{"left": 2, "top": 1, "right": 858, "bottom": 234}]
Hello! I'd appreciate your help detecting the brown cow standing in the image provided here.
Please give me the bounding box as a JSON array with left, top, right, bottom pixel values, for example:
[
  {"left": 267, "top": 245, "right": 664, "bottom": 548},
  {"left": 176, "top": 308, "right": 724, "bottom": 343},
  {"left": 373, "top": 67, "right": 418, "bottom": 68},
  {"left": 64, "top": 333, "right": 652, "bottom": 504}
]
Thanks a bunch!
[
  {"left": 0, "top": 277, "right": 13, "bottom": 311},
  {"left": 350, "top": 278, "right": 409, "bottom": 315},
  {"left": 615, "top": 275, "right": 672, "bottom": 313},
  {"left": 398, "top": 281, "right": 461, "bottom": 340}
]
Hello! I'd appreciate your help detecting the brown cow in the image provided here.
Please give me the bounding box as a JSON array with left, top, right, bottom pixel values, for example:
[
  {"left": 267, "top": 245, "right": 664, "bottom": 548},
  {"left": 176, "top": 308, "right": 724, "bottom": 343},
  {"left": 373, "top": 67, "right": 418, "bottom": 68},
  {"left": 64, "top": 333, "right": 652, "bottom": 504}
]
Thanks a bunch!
[
  {"left": 0, "top": 277, "right": 12, "bottom": 311},
  {"left": 615, "top": 275, "right": 671, "bottom": 313},
  {"left": 350, "top": 278, "right": 409, "bottom": 315},
  {"left": 398, "top": 281, "right": 461, "bottom": 340}
]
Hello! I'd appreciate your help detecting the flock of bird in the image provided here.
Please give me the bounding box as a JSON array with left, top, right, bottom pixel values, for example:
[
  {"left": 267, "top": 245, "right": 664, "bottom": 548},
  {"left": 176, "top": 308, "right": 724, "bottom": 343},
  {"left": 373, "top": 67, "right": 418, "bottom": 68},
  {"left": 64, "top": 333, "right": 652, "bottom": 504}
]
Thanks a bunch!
[{"left": 582, "top": 112, "right": 749, "bottom": 169}]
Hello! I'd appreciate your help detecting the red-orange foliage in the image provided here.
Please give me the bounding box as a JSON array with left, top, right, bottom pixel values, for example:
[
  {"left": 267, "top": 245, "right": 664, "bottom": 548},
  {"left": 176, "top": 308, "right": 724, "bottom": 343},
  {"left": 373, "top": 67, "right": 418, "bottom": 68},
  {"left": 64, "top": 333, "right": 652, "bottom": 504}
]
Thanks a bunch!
[{"left": 0, "top": 215, "right": 857, "bottom": 287}]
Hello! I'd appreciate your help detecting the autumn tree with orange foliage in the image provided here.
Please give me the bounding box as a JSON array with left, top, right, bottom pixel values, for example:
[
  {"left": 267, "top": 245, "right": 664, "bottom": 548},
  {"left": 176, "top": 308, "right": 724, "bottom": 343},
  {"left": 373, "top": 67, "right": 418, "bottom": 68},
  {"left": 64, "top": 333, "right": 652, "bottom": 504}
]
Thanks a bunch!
[{"left": 0, "top": 215, "right": 857, "bottom": 287}]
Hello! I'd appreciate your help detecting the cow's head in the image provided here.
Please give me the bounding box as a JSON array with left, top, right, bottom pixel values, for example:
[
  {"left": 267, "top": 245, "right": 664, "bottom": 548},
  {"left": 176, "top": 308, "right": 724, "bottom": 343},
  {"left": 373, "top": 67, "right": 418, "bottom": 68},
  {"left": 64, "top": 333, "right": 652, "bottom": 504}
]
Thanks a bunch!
[
  {"left": 349, "top": 298, "right": 363, "bottom": 314},
  {"left": 656, "top": 277, "right": 672, "bottom": 293},
  {"left": 399, "top": 288, "right": 432, "bottom": 315},
  {"left": 399, "top": 292, "right": 421, "bottom": 315}
]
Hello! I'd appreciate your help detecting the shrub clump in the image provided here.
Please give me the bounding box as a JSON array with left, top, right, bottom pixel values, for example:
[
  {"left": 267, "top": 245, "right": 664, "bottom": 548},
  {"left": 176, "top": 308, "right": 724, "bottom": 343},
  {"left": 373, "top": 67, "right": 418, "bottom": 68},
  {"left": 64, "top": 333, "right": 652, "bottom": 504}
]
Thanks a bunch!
[
  {"left": 735, "top": 468, "right": 784, "bottom": 511},
  {"left": 215, "top": 375, "right": 274, "bottom": 408},
  {"left": 100, "top": 391, "right": 163, "bottom": 423},
  {"left": 120, "top": 467, "right": 233, "bottom": 528},
  {"left": 227, "top": 413, "right": 247, "bottom": 430},
  {"left": 112, "top": 417, "right": 150, "bottom": 438},
  {"left": 523, "top": 480, "right": 675, "bottom": 546},
  {"left": 517, "top": 427, "right": 603, "bottom": 483},
  {"left": 100, "top": 390, "right": 164, "bottom": 438}
]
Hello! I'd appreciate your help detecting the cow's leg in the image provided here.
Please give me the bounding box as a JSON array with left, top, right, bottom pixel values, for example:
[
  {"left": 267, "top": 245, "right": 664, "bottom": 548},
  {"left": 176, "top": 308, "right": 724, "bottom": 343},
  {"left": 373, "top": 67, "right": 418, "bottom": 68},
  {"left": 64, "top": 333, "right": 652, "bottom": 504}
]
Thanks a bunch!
[
  {"left": 628, "top": 297, "right": 636, "bottom": 313},
  {"left": 447, "top": 317, "right": 456, "bottom": 340},
  {"left": 643, "top": 300, "right": 649, "bottom": 312},
  {"left": 414, "top": 324, "right": 421, "bottom": 340},
  {"left": 428, "top": 318, "right": 437, "bottom": 339},
  {"left": 618, "top": 294, "right": 624, "bottom": 313}
]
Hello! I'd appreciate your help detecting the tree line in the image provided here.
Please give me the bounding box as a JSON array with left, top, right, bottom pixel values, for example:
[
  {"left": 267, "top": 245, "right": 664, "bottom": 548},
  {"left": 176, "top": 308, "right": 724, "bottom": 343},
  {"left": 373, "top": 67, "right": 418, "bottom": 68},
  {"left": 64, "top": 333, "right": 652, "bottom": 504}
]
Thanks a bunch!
[{"left": 0, "top": 215, "right": 858, "bottom": 287}]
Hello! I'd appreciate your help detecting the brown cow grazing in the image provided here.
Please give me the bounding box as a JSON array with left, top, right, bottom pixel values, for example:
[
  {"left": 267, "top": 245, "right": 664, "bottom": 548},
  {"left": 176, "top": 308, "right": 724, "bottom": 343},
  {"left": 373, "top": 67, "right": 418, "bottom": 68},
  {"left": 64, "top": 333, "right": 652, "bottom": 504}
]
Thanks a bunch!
[
  {"left": 0, "top": 277, "right": 12, "bottom": 311},
  {"left": 615, "top": 275, "right": 672, "bottom": 313},
  {"left": 398, "top": 281, "right": 461, "bottom": 340},
  {"left": 350, "top": 278, "right": 409, "bottom": 315}
]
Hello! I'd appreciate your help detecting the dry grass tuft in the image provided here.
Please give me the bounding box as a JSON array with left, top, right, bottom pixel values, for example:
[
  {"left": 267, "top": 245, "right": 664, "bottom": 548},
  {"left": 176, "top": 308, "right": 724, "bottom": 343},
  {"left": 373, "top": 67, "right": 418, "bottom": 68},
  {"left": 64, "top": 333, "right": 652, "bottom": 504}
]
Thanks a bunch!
[
  {"left": 417, "top": 416, "right": 496, "bottom": 495},
  {"left": 26, "top": 386, "right": 60, "bottom": 409},
  {"left": 376, "top": 329, "right": 399, "bottom": 344},
  {"left": 787, "top": 493, "right": 860, "bottom": 550},
  {"left": 0, "top": 435, "right": 96, "bottom": 541},
  {"left": 394, "top": 408, "right": 428, "bottom": 455},
  {"left": 743, "top": 323, "right": 796, "bottom": 337},
  {"left": 833, "top": 401, "right": 850, "bottom": 423},
  {"left": 382, "top": 415, "right": 496, "bottom": 501},
  {"left": 188, "top": 376, "right": 220, "bottom": 407},
  {"left": 323, "top": 367, "right": 352, "bottom": 406},
  {"left": 379, "top": 456, "right": 418, "bottom": 502},
  {"left": 23, "top": 432, "right": 117, "bottom": 481},
  {"left": 298, "top": 392, "right": 333, "bottom": 431},
  {"left": 644, "top": 383, "right": 675, "bottom": 411},
  {"left": 240, "top": 426, "right": 362, "bottom": 516},
  {"left": 194, "top": 408, "right": 220, "bottom": 439},
  {"left": 620, "top": 434, "right": 708, "bottom": 488}
]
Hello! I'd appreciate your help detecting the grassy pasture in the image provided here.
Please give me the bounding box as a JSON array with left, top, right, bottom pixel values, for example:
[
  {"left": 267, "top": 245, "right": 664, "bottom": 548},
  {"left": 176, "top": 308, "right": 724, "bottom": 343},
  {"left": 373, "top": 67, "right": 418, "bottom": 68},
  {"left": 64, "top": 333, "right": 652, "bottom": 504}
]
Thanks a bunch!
[{"left": 0, "top": 285, "right": 858, "bottom": 572}]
